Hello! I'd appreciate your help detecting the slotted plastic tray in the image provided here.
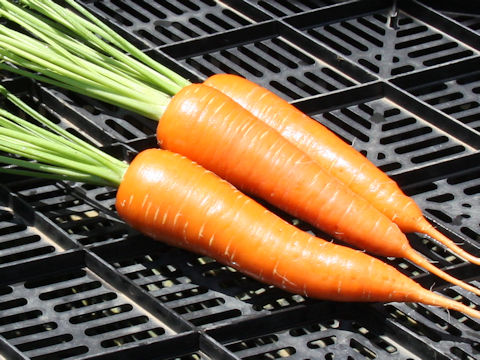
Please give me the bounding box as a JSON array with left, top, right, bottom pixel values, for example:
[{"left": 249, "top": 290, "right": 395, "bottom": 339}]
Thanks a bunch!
[{"left": 0, "top": 1, "right": 479, "bottom": 359}]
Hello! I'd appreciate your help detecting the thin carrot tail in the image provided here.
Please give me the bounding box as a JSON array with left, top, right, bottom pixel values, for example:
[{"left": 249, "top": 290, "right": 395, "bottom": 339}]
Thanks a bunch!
[
  {"left": 409, "top": 283, "right": 480, "bottom": 319},
  {"left": 444, "top": 300, "right": 480, "bottom": 319},
  {"left": 414, "top": 219, "right": 480, "bottom": 266},
  {"left": 403, "top": 248, "right": 480, "bottom": 297}
]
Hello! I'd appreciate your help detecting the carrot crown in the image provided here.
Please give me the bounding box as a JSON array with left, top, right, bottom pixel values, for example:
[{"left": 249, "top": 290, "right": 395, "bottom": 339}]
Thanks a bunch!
[
  {"left": 0, "top": 0, "right": 191, "bottom": 120},
  {"left": 0, "top": 85, "right": 128, "bottom": 186}
]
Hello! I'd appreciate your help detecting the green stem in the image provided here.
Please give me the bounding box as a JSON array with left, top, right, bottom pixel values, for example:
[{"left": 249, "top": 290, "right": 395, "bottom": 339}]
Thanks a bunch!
[
  {"left": 0, "top": 2, "right": 149, "bottom": 84},
  {"left": 0, "top": 136, "right": 124, "bottom": 186},
  {"left": 0, "top": 62, "right": 168, "bottom": 120},
  {"left": 0, "top": 86, "right": 129, "bottom": 172},
  {"left": 10, "top": 0, "right": 189, "bottom": 94},
  {"left": 0, "top": 29, "right": 161, "bottom": 103},
  {"left": 0, "top": 0, "right": 194, "bottom": 121},
  {"left": 61, "top": 0, "right": 191, "bottom": 90},
  {"left": 0, "top": 155, "right": 116, "bottom": 186},
  {"left": 0, "top": 111, "right": 99, "bottom": 165},
  {"left": 0, "top": 85, "right": 131, "bottom": 187},
  {"left": 0, "top": 127, "right": 104, "bottom": 166},
  {"left": 0, "top": 167, "right": 115, "bottom": 186}
]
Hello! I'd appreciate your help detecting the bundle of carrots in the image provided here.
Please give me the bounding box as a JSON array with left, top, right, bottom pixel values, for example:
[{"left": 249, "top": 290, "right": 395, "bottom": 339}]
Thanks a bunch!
[
  {"left": 0, "top": 85, "right": 479, "bottom": 319},
  {"left": 0, "top": 0, "right": 478, "bottom": 316}
]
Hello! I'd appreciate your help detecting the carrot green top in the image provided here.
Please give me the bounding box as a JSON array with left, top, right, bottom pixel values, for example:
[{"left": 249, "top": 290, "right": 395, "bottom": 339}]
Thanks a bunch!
[
  {"left": 0, "top": 0, "right": 192, "bottom": 186},
  {"left": 0, "top": 0, "right": 191, "bottom": 120},
  {"left": 0, "top": 85, "right": 128, "bottom": 187}
]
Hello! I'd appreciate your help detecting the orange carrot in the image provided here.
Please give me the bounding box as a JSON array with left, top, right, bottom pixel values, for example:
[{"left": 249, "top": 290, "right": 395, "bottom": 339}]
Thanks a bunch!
[
  {"left": 5, "top": 94, "right": 476, "bottom": 318},
  {"left": 0, "top": 0, "right": 477, "bottom": 319},
  {"left": 156, "top": 84, "right": 480, "bottom": 296},
  {"left": 0, "top": 0, "right": 475, "bottom": 280},
  {"left": 116, "top": 148, "right": 480, "bottom": 318},
  {"left": 203, "top": 73, "right": 480, "bottom": 265}
]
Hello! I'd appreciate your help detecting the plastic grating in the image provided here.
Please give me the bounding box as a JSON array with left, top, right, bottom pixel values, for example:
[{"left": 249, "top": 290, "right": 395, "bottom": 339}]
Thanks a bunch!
[
  {"left": 0, "top": 0, "right": 480, "bottom": 359},
  {"left": 419, "top": 0, "right": 480, "bottom": 36},
  {"left": 223, "top": 316, "right": 425, "bottom": 359},
  {"left": 241, "top": 0, "right": 350, "bottom": 18},
  {"left": 37, "top": 85, "right": 158, "bottom": 145},
  {"left": 206, "top": 295, "right": 480, "bottom": 360},
  {"left": 311, "top": 96, "right": 474, "bottom": 174},
  {"left": 100, "top": 239, "right": 310, "bottom": 327},
  {"left": 1, "top": 178, "right": 128, "bottom": 247},
  {"left": 290, "top": 9, "right": 477, "bottom": 79},
  {"left": 399, "top": 69, "right": 480, "bottom": 133},
  {"left": 0, "top": 205, "right": 58, "bottom": 266},
  {"left": 78, "top": 0, "right": 263, "bottom": 48},
  {"left": 177, "top": 33, "right": 359, "bottom": 100},
  {"left": 405, "top": 168, "right": 480, "bottom": 255},
  {"left": 0, "top": 259, "right": 174, "bottom": 359},
  {"left": 438, "top": 9, "right": 480, "bottom": 36}
]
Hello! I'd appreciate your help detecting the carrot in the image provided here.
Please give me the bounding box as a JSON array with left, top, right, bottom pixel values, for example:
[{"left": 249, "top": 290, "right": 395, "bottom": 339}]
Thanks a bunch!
[
  {"left": 203, "top": 73, "right": 480, "bottom": 265},
  {"left": 116, "top": 148, "right": 480, "bottom": 317},
  {"left": 157, "top": 83, "right": 480, "bottom": 297},
  {"left": 0, "top": 0, "right": 477, "bottom": 296},
  {"left": 2, "top": 91, "right": 478, "bottom": 319}
]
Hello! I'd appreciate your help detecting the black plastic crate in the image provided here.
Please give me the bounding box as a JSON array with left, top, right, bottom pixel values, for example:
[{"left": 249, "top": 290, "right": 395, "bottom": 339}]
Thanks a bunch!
[{"left": 0, "top": 0, "right": 480, "bottom": 359}]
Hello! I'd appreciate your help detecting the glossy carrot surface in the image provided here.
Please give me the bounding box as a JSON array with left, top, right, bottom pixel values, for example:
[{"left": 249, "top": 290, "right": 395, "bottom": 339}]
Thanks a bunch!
[
  {"left": 115, "top": 148, "right": 480, "bottom": 318},
  {"left": 156, "top": 84, "right": 480, "bottom": 296},
  {"left": 204, "top": 73, "right": 480, "bottom": 265},
  {"left": 0, "top": 0, "right": 478, "bottom": 322}
]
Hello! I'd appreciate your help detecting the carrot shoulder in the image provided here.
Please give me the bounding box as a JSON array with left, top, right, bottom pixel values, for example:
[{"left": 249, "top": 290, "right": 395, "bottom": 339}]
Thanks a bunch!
[
  {"left": 115, "top": 148, "right": 480, "bottom": 318},
  {"left": 203, "top": 74, "right": 480, "bottom": 265},
  {"left": 156, "top": 84, "right": 480, "bottom": 296}
]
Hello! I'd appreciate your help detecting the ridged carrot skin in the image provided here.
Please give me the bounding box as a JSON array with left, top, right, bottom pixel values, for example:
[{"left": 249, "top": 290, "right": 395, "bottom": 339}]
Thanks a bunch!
[
  {"left": 115, "top": 148, "right": 480, "bottom": 318},
  {"left": 156, "top": 84, "right": 480, "bottom": 296},
  {"left": 203, "top": 74, "right": 480, "bottom": 265}
]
